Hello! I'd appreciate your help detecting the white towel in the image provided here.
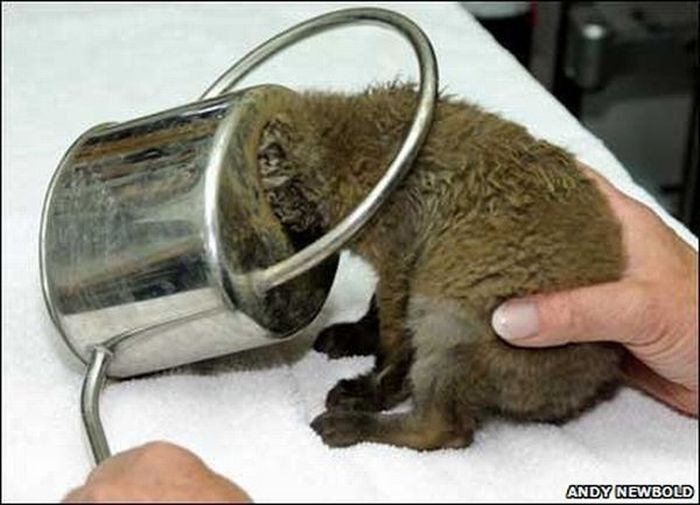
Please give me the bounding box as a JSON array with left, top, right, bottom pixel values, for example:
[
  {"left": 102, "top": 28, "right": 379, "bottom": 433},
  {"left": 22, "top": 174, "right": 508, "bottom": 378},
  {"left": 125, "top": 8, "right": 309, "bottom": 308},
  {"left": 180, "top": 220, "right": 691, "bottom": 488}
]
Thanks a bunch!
[{"left": 2, "top": 2, "right": 697, "bottom": 502}]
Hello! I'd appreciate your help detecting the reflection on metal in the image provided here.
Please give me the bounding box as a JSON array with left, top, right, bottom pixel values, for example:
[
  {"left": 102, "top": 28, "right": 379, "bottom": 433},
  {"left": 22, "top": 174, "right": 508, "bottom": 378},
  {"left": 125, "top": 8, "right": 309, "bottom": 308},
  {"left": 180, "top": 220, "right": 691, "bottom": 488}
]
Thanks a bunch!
[
  {"left": 41, "top": 87, "right": 335, "bottom": 378},
  {"left": 40, "top": 7, "right": 439, "bottom": 465}
]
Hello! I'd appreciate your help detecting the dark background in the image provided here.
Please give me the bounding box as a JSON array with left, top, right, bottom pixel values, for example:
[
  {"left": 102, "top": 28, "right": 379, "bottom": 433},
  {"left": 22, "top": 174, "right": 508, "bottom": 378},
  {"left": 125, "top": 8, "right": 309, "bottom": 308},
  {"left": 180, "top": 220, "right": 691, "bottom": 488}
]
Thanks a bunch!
[{"left": 462, "top": 1, "right": 698, "bottom": 235}]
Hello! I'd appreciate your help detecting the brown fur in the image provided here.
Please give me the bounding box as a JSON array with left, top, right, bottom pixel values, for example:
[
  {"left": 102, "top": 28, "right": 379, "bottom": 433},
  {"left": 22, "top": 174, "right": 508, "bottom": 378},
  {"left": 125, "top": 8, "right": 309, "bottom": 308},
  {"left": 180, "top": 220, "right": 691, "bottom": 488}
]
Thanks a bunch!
[{"left": 254, "top": 82, "right": 625, "bottom": 450}]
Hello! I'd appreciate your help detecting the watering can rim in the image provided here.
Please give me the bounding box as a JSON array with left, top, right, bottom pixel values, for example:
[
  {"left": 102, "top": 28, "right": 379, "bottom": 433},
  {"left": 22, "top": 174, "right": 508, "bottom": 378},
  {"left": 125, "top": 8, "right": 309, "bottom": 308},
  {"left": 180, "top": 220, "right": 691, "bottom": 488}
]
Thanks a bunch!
[{"left": 38, "top": 86, "right": 306, "bottom": 366}]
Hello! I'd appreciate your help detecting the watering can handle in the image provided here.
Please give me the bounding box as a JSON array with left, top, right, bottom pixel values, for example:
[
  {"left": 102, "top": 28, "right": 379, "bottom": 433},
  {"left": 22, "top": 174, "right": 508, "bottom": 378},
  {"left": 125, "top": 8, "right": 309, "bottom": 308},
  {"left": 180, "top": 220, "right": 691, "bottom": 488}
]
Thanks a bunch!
[
  {"left": 82, "top": 347, "right": 112, "bottom": 464},
  {"left": 201, "top": 7, "right": 439, "bottom": 293},
  {"left": 82, "top": 6, "right": 438, "bottom": 465}
]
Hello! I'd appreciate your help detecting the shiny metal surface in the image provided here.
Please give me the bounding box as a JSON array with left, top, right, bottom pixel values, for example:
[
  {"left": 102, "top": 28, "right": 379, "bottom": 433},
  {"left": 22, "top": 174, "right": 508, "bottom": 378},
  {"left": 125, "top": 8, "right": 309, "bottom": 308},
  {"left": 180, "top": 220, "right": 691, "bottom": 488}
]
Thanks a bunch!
[
  {"left": 41, "top": 86, "right": 336, "bottom": 378},
  {"left": 42, "top": 6, "right": 438, "bottom": 465},
  {"left": 202, "top": 7, "right": 438, "bottom": 293},
  {"left": 565, "top": 6, "right": 611, "bottom": 90},
  {"left": 81, "top": 346, "right": 112, "bottom": 464}
]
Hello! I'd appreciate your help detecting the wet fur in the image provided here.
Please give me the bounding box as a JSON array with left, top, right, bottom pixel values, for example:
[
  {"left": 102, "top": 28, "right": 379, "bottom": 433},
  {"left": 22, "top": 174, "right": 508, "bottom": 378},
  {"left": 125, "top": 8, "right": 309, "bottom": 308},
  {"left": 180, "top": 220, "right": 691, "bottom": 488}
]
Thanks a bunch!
[{"left": 255, "top": 83, "right": 625, "bottom": 450}]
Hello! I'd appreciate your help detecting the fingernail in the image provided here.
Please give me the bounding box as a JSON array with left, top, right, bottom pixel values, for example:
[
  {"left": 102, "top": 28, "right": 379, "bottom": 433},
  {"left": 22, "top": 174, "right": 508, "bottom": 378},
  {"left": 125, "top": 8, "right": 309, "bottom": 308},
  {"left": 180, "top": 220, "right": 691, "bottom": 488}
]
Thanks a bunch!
[{"left": 492, "top": 300, "right": 540, "bottom": 341}]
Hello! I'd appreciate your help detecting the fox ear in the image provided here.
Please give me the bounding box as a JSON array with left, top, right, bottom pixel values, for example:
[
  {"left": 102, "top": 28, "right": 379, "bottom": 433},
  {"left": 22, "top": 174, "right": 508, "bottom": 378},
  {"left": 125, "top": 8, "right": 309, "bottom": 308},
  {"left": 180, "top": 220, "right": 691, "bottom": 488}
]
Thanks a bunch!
[
  {"left": 257, "top": 116, "right": 295, "bottom": 189},
  {"left": 256, "top": 113, "right": 328, "bottom": 235}
]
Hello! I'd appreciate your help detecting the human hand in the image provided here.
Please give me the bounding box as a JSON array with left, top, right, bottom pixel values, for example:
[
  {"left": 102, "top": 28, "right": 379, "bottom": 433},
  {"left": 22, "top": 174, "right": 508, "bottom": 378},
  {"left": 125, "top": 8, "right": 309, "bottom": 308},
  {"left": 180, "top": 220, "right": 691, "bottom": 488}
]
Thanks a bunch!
[
  {"left": 491, "top": 163, "right": 698, "bottom": 416},
  {"left": 63, "top": 441, "right": 251, "bottom": 503}
]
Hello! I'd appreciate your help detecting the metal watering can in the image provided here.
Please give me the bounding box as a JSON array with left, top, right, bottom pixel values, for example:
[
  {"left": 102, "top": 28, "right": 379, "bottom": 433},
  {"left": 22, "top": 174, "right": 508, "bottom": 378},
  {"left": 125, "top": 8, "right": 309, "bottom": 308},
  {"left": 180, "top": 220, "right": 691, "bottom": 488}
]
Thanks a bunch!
[{"left": 39, "top": 7, "right": 438, "bottom": 465}]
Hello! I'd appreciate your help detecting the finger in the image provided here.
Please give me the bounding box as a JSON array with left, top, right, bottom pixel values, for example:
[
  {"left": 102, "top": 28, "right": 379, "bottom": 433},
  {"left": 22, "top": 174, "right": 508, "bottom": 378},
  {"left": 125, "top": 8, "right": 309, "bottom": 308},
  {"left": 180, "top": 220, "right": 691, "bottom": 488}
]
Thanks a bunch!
[
  {"left": 492, "top": 282, "right": 644, "bottom": 347},
  {"left": 576, "top": 162, "right": 638, "bottom": 217},
  {"left": 621, "top": 354, "right": 698, "bottom": 416},
  {"left": 577, "top": 162, "right": 618, "bottom": 197},
  {"left": 577, "top": 162, "right": 663, "bottom": 227},
  {"left": 62, "top": 487, "right": 86, "bottom": 503},
  {"left": 86, "top": 441, "right": 168, "bottom": 480}
]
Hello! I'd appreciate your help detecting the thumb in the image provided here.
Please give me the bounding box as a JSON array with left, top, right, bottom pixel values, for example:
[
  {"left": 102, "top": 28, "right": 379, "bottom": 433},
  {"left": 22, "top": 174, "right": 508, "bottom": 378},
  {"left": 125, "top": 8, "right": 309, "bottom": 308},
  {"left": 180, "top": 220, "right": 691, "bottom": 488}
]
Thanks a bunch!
[{"left": 491, "top": 282, "right": 643, "bottom": 347}]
